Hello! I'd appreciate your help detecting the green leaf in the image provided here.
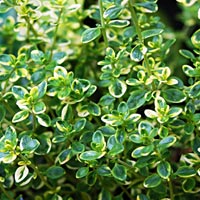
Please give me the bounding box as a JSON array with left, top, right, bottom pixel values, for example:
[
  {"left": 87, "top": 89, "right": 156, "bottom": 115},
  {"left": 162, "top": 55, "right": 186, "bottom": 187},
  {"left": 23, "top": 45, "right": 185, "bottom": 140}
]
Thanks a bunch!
[
  {"left": 136, "top": 194, "right": 149, "bottom": 200},
  {"left": 98, "top": 126, "right": 116, "bottom": 137},
  {"left": 189, "top": 81, "right": 200, "bottom": 98},
  {"left": 12, "top": 86, "right": 28, "bottom": 100},
  {"left": 36, "top": 114, "right": 51, "bottom": 127},
  {"left": 98, "top": 189, "right": 112, "bottom": 200},
  {"left": 86, "top": 171, "right": 97, "bottom": 186},
  {"left": 129, "top": 134, "right": 143, "bottom": 144},
  {"left": 80, "top": 151, "right": 105, "bottom": 161},
  {"left": 31, "top": 70, "right": 46, "bottom": 84},
  {"left": 157, "top": 161, "right": 171, "bottom": 179},
  {"left": 101, "top": 114, "right": 123, "bottom": 126},
  {"left": 71, "top": 142, "right": 85, "bottom": 154},
  {"left": 1, "top": 126, "right": 17, "bottom": 147},
  {"left": 182, "top": 65, "right": 200, "bottom": 77},
  {"left": 177, "top": 0, "right": 198, "bottom": 6},
  {"left": 37, "top": 81, "right": 47, "bottom": 99},
  {"left": 111, "top": 163, "right": 127, "bottom": 181},
  {"left": 138, "top": 121, "right": 153, "bottom": 135},
  {"left": 15, "top": 166, "right": 29, "bottom": 183},
  {"left": 108, "top": 20, "right": 130, "bottom": 28},
  {"left": 92, "top": 130, "right": 105, "bottom": 144},
  {"left": 182, "top": 178, "right": 196, "bottom": 192},
  {"left": 20, "top": 135, "right": 40, "bottom": 154},
  {"left": 46, "top": 166, "right": 65, "bottom": 179},
  {"left": 0, "top": 54, "right": 13, "bottom": 65},
  {"left": 108, "top": 143, "right": 124, "bottom": 156},
  {"left": 108, "top": 79, "right": 127, "bottom": 98},
  {"left": 158, "top": 136, "right": 176, "bottom": 149},
  {"left": 123, "top": 26, "right": 137, "bottom": 38},
  {"left": 35, "top": 134, "right": 52, "bottom": 155},
  {"left": 99, "top": 94, "right": 115, "bottom": 106},
  {"left": 74, "top": 118, "right": 86, "bottom": 132},
  {"left": 97, "top": 165, "right": 111, "bottom": 176},
  {"left": 179, "top": 49, "right": 195, "bottom": 60},
  {"left": 191, "top": 29, "right": 200, "bottom": 49},
  {"left": 175, "top": 166, "right": 196, "bottom": 178},
  {"left": 85, "top": 85, "right": 97, "bottom": 97},
  {"left": 31, "top": 50, "right": 45, "bottom": 63},
  {"left": 192, "top": 137, "right": 200, "bottom": 156},
  {"left": 103, "top": 5, "right": 123, "bottom": 19},
  {"left": 141, "top": 28, "right": 163, "bottom": 39},
  {"left": 81, "top": 27, "right": 101, "bottom": 43},
  {"left": 0, "top": 151, "right": 17, "bottom": 163},
  {"left": 12, "top": 110, "right": 29, "bottom": 123},
  {"left": 52, "top": 52, "right": 67, "bottom": 64},
  {"left": 117, "top": 101, "right": 129, "bottom": 114},
  {"left": 88, "top": 102, "right": 101, "bottom": 116},
  {"left": 32, "top": 101, "right": 46, "bottom": 114},
  {"left": 162, "top": 89, "right": 186, "bottom": 103},
  {"left": 132, "top": 145, "right": 154, "bottom": 158},
  {"left": 91, "top": 130, "right": 106, "bottom": 151},
  {"left": 76, "top": 167, "right": 89, "bottom": 178},
  {"left": 126, "top": 113, "right": 141, "bottom": 123},
  {"left": 144, "top": 174, "right": 161, "bottom": 188},
  {"left": 67, "top": 4, "right": 81, "bottom": 13},
  {"left": 135, "top": 2, "right": 158, "bottom": 13},
  {"left": 127, "top": 90, "right": 146, "bottom": 110},
  {"left": 130, "top": 44, "right": 147, "bottom": 62},
  {"left": 184, "top": 123, "right": 194, "bottom": 135},
  {"left": 168, "top": 107, "right": 182, "bottom": 118},
  {"left": 0, "top": 3, "right": 12, "bottom": 13},
  {"left": 53, "top": 66, "right": 67, "bottom": 78},
  {"left": 56, "top": 149, "right": 73, "bottom": 165},
  {"left": 158, "top": 126, "right": 168, "bottom": 138}
]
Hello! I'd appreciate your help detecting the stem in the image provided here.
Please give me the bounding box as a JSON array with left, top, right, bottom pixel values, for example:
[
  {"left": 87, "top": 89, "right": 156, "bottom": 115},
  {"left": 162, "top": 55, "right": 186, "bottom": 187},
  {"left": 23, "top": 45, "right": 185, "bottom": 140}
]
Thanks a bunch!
[
  {"left": 0, "top": 183, "right": 14, "bottom": 200},
  {"left": 19, "top": 155, "right": 54, "bottom": 190},
  {"left": 49, "top": 8, "right": 63, "bottom": 60},
  {"left": 168, "top": 178, "right": 174, "bottom": 200},
  {"left": 118, "top": 159, "right": 141, "bottom": 178},
  {"left": 128, "top": 0, "right": 151, "bottom": 76},
  {"left": 24, "top": 16, "right": 38, "bottom": 38},
  {"left": 99, "top": 0, "right": 109, "bottom": 48},
  {"left": 31, "top": 112, "right": 37, "bottom": 132},
  {"left": 128, "top": 0, "right": 142, "bottom": 42},
  {"left": 4, "top": 0, "right": 14, "bottom": 7},
  {"left": 120, "top": 185, "right": 134, "bottom": 200}
]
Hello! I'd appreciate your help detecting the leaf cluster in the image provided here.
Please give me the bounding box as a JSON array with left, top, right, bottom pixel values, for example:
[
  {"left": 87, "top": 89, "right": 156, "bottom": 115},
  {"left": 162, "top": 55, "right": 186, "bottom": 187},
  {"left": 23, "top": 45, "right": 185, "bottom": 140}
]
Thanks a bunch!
[{"left": 0, "top": 0, "right": 200, "bottom": 200}]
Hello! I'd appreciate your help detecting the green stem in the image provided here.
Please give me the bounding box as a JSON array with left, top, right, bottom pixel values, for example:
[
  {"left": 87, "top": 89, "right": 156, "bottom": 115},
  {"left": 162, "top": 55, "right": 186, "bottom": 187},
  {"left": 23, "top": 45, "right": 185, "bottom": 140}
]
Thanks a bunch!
[
  {"left": 1, "top": 100, "right": 15, "bottom": 116},
  {"left": 31, "top": 112, "right": 37, "bottom": 132},
  {"left": 128, "top": 0, "right": 142, "bottom": 42},
  {"left": 118, "top": 159, "right": 141, "bottom": 178},
  {"left": 49, "top": 8, "right": 63, "bottom": 60},
  {"left": 168, "top": 178, "right": 174, "bottom": 200},
  {"left": 24, "top": 16, "right": 38, "bottom": 38},
  {"left": 0, "top": 183, "right": 14, "bottom": 200},
  {"left": 120, "top": 185, "right": 134, "bottom": 200},
  {"left": 4, "top": 0, "right": 14, "bottom": 7},
  {"left": 128, "top": 0, "right": 151, "bottom": 76},
  {"left": 19, "top": 155, "right": 54, "bottom": 190},
  {"left": 99, "top": 0, "right": 109, "bottom": 48}
]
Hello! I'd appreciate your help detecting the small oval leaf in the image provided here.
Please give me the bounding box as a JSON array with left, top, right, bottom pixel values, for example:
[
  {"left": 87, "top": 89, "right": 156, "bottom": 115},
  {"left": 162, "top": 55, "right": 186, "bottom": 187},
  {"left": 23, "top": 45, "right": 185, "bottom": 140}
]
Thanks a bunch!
[
  {"left": 80, "top": 151, "right": 105, "bottom": 161},
  {"left": 144, "top": 174, "right": 161, "bottom": 188},
  {"left": 82, "top": 28, "right": 101, "bottom": 43},
  {"left": 46, "top": 166, "right": 65, "bottom": 179},
  {"left": 157, "top": 161, "right": 171, "bottom": 179},
  {"left": 111, "top": 163, "right": 127, "bottom": 181}
]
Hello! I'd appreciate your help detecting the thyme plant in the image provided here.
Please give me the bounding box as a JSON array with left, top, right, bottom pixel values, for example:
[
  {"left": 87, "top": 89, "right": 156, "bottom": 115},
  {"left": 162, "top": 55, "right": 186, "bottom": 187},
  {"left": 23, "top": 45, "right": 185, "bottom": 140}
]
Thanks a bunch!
[{"left": 0, "top": 0, "right": 200, "bottom": 199}]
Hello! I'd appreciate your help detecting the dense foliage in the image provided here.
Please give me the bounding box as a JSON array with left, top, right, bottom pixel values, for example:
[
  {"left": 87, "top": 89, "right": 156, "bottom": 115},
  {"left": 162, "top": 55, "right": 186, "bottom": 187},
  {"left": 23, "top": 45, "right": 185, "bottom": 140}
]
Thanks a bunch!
[{"left": 0, "top": 0, "right": 200, "bottom": 199}]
